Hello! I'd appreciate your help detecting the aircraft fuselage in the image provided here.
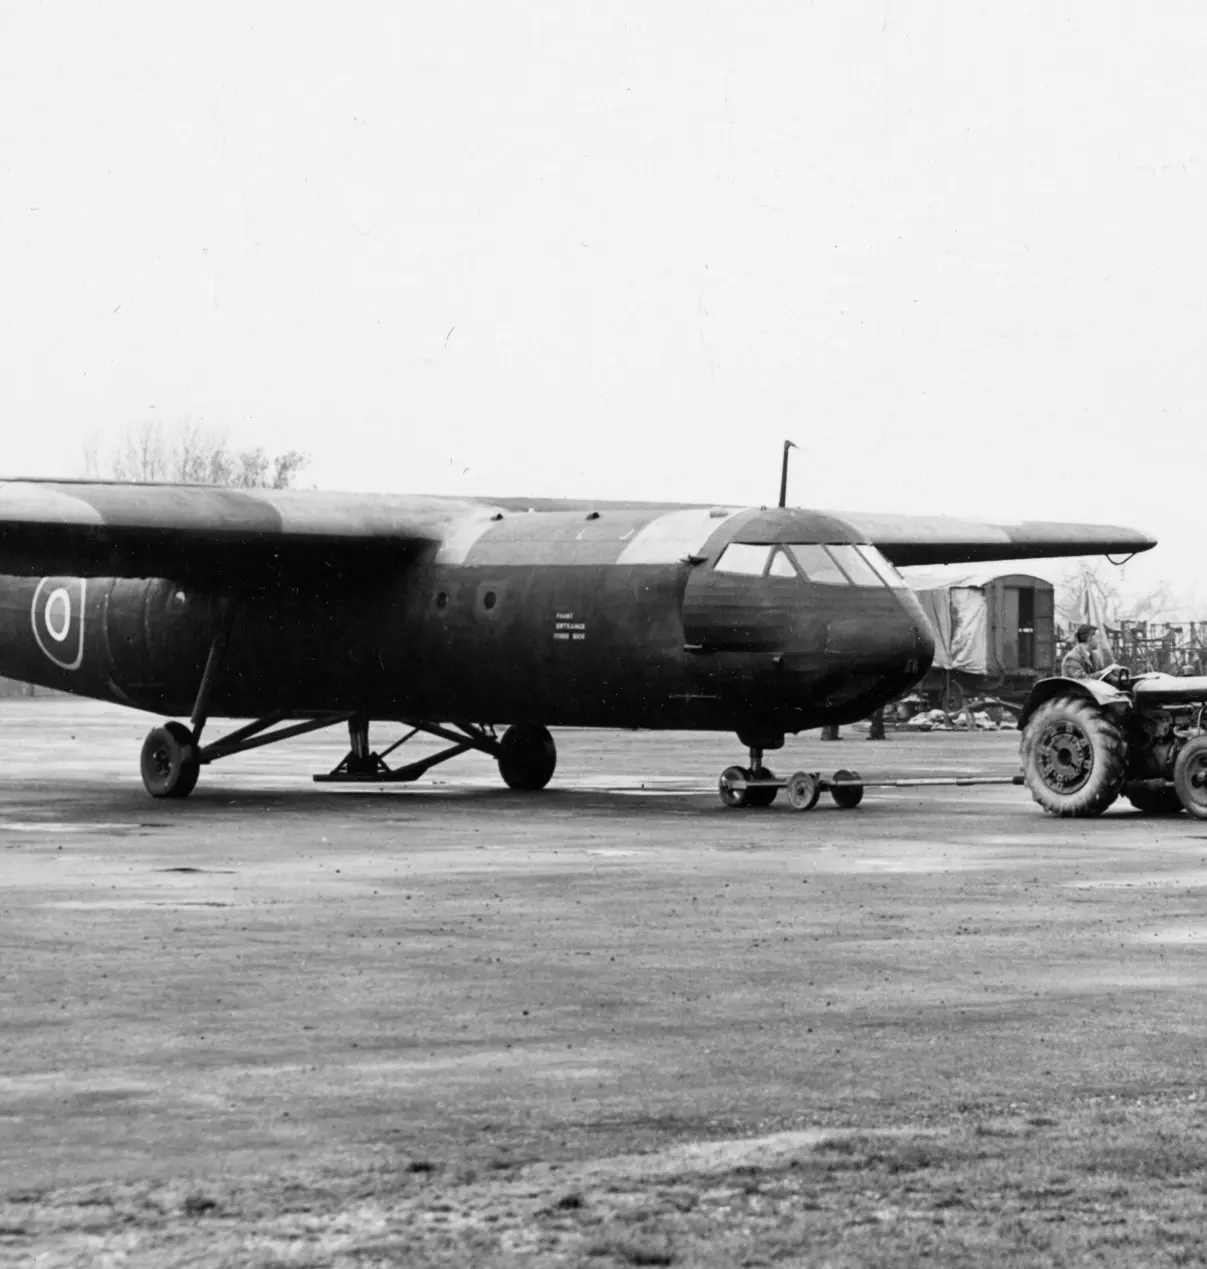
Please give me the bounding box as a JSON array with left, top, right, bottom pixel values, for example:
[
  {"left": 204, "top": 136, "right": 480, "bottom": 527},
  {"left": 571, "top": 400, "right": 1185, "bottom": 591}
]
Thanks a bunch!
[{"left": 0, "top": 506, "right": 935, "bottom": 741}]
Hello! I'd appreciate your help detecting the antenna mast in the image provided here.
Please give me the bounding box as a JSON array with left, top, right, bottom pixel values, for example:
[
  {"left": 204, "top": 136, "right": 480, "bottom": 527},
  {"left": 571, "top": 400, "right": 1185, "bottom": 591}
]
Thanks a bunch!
[{"left": 777, "top": 439, "right": 797, "bottom": 508}]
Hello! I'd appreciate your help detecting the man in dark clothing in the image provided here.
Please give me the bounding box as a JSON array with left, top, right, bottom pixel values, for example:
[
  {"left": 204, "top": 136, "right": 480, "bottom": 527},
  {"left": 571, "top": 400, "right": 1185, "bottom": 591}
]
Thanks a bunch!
[{"left": 1062, "top": 623, "right": 1104, "bottom": 679}]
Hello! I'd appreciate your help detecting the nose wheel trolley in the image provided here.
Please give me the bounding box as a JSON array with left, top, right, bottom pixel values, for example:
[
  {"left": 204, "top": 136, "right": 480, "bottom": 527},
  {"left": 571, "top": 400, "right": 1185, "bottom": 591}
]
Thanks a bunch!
[{"left": 717, "top": 766, "right": 1024, "bottom": 810}]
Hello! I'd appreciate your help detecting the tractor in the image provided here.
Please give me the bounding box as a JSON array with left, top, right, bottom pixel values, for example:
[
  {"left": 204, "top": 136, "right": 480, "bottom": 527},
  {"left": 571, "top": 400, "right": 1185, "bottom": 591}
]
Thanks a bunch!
[{"left": 1019, "top": 667, "right": 1207, "bottom": 818}]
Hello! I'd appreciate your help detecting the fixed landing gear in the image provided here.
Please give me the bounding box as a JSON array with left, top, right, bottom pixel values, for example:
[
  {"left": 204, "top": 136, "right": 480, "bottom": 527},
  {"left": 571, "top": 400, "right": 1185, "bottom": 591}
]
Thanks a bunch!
[
  {"left": 138, "top": 703, "right": 559, "bottom": 799},
  {"left": 133, "top": 595, "right": 562, "bottom": 799},
  {"left": 314, "top": 719, "right": 557, "bottom": 790},
  {"left": 497, "top": 723, "right": 557, "bottom": 790},
  {"left": 140, "top": 599, "right": 234, "bottom": 799},
  {"left": 140, "top": 722, "right": 200, "bottom": 799},
  {"left": 317, "top": 719, "right": 556, "bottom": 791},
  {"left": 140, "top": 711, "right": 358, "bottom": 798}
]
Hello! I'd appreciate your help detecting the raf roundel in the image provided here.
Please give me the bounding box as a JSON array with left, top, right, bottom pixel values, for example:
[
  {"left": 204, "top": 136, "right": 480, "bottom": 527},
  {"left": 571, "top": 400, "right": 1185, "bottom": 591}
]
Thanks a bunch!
[{"left": 31, "top": 577, "right": 87, "bottom": 671}]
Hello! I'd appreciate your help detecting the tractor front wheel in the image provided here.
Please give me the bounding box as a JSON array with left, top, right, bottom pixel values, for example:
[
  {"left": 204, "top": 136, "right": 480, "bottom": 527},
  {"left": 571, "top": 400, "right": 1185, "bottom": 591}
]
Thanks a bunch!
[
  {"left": 1174, "top": 736, "right": 1207, "bottom": 820},
  {"left": 1020, "top": 696, "right": 1126, "bottom": 817}
]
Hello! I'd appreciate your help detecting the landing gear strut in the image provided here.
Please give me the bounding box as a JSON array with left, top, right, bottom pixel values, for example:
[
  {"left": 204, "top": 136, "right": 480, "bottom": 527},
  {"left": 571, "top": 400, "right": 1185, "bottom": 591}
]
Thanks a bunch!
[
  {"left": 138, "top": 648, "right": 559, "bottom": 801},
  {"left": 316, "top": 720, "right": 556, "bottom": 790},
  {"left": 135, "top": 596, "right": 564, "bottom": 799},
  {"left": 140, "top": 598, "right": 236, "bottom": 799}
]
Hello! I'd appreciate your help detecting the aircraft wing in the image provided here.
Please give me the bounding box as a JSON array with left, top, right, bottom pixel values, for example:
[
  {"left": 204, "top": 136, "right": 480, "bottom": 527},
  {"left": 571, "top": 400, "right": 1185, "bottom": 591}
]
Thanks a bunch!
[
  {"left": 491, "top": 497, "right": 1158, "bottom": 567},
  {"left": 0, "top": 481, "right": 1157, "bottom": 582},
  {"left": 0, "top": 481, "right": 495, "bottom": 583},
  {"left": 834, "top": 510, "right": 1157, "bottom": 568}
]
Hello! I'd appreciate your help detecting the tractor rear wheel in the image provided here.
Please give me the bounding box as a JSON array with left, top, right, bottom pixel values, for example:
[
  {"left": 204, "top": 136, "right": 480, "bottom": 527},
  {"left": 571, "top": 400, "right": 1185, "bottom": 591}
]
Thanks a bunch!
[{"left": 1020, "top": 696, "right": 1126, "bottom": 817}]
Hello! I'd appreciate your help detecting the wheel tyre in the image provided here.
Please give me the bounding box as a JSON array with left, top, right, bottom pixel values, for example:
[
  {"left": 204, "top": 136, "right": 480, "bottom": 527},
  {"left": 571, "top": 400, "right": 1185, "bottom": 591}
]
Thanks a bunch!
[
  {"left": 1174, "top": 736, "right": 1207, "bottom": 820},
  {"left": 785, "top": 770, "right": 821, "bottom": 811},
  {"left": 140, "top": 722, "right": 200, "bottom": 799},
  {"left": 745, "top": 767, "right": 778, "bottom": 808},
  {"left": 1020, "top": 696, "right": 1126, "bottom": 817},
  {"left": 497, "top": 724, "right": 557, "bottom": 791},
  {"left": 719, "top": 766, "right": 751, "bottom": 808},
  {"left": 830, "top": 768, "right": 864, "bottom": 809},
  {"left": 1125, "top": 785, "right": 1184, "bottom": 816}
]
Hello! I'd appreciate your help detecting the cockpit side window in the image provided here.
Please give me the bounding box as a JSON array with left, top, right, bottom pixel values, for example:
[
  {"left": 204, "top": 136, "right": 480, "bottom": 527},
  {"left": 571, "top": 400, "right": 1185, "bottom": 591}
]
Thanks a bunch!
[
  {"left": 714, "top": 543, "right": 772, "bottom": 576},
  {"left": 855, "top": 544, "right": 907, "bottom": 588},
  {"left": 787, "top": 544, "right": 850, "bottom": 585},
  {"left": 826, "top": 545, "right": 886, "bottom": 588}
]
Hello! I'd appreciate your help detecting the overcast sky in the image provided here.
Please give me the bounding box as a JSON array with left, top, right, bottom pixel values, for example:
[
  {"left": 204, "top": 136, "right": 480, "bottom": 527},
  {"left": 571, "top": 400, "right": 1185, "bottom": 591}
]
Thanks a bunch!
[{"left": 2, "top": 2, "right": 1203, "bottom": 605}]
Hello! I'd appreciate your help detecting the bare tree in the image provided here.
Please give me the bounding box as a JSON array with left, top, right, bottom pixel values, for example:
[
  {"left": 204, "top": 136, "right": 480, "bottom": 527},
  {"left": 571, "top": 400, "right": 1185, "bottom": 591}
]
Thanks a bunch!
[
  {"left": 1055, "top": 561, "right": 1178, "bottom": 633},
  {"left": 110, "top": 420, "right": 171, "bottom": 482},
  {"left": 89, "top": 419, "right": 308, "bottom": 489},
  {"left": 270, "top": 450, "right": 308, "bottom": 489},
  {"left": 1055, "top": 562, "right": 1121, "bottom": 631}
]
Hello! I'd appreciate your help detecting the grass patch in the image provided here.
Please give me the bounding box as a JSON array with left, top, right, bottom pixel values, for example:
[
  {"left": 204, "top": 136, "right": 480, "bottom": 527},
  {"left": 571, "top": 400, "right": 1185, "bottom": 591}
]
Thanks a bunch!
[{"left": 17, "top": 1104, "right": 1207, "bottom": 1268}]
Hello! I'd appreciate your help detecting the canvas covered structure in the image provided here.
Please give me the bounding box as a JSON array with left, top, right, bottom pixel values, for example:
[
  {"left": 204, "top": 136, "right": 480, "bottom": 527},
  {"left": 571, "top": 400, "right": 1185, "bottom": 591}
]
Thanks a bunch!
[{"left": 903, "top": 567, "right": 1056, "bottom": 678}]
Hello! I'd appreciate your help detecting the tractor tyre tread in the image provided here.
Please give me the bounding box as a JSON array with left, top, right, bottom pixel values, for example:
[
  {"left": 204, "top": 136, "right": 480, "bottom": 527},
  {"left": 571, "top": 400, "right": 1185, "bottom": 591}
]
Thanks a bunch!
[{"left": 1020, "top": 696, "right": 1126, "bottom": 818}]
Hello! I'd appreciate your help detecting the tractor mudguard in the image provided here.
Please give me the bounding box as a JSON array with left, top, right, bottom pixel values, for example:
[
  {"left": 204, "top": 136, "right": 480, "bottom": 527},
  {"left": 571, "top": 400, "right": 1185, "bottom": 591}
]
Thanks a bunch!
[{"left": 1018, "top": 676, "right": 1132, "bottom": 731}]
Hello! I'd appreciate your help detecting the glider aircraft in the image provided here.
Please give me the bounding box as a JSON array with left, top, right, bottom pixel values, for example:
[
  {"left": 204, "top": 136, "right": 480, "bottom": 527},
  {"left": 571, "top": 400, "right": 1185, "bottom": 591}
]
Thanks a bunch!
[{"left": 0, "top": 480, "right": 1155, "bottom": 802}]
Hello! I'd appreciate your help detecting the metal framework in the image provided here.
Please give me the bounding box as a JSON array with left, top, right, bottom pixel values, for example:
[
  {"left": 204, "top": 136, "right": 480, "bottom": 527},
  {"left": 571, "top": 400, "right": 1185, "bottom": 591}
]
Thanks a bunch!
[
  {"left": 1110, "top": 621, "right": 1207, "bottom": 676},
  {"left": 313, "top": 720, "right": 501, "bottom": 784}
]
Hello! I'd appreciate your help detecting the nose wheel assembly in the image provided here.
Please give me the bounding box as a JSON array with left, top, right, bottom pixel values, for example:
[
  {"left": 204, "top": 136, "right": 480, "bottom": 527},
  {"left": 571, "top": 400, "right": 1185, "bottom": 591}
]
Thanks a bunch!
[{"left": 718, "top": 745, "right": 864, "bottom": 811}]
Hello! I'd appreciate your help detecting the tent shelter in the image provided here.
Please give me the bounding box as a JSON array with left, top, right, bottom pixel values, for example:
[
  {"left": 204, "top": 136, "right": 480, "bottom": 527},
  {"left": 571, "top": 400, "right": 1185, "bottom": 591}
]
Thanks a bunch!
[{"left": 902, "top": 567, "right": 1056, "bottom": 700}]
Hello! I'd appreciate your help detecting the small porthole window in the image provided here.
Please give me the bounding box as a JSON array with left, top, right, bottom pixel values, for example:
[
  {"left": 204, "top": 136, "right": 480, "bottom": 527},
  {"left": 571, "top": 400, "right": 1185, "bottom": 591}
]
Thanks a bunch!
[
  {"left": 435, "top": 592, "right": 448, "bottom": 610},
  {"left": 483, "top": 590, "right": 497, "bottom": 610}
]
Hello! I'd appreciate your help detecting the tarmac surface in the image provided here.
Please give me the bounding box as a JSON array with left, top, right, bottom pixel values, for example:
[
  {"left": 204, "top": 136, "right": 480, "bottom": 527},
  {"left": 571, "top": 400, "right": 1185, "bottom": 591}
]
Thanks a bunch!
[{"left": 5, "top": 699, "right": 1207, "bottom": 1266}]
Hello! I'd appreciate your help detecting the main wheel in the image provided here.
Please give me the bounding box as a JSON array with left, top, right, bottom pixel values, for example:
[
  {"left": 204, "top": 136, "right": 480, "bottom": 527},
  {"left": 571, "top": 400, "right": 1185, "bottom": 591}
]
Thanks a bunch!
[
  {"left": 140, "top": 722, "right": 200, "bottom": 799},
  {"left": 1174, "top": 736, "right": 1207, "bottom": 820},
  {"left": 1020, "top": 696, "right": 1126, "bottom": 817},
  {"left": 830, "top": 768, "right": 864, "bottom": 809},
  {"left": 1125, "top": 785, "right": 1184, "bottom": 816},
  {"left": 497, "top": 724, "right": 557, "bottom": 790}
]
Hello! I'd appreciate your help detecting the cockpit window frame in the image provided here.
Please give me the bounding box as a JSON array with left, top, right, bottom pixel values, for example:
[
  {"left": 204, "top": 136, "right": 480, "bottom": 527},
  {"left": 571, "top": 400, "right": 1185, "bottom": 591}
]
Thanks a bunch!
[
  {"left": 713, "top": 543, "right": 773, "bottom": 577},
  {"left": 786, "top": 544, "right": 852, "bottom": 586},
  {"left": 766, "top": 548, "right": 799, "bottom": 579},
  {"left": 712, "top": 540, "right": 900, "bottom": 589},
  {"left": 826, "top": 544, "right": 887, "bottom": 588},
  {"left": 855, "top": 544, "right": 908, "bottom": 589}
]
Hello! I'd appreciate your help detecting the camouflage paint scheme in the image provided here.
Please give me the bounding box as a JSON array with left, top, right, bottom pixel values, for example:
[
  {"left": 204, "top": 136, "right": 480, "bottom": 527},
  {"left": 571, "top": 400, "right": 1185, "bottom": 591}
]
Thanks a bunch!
[{"left": 0, "top": 481, "right": 1156, "bottom": 743}]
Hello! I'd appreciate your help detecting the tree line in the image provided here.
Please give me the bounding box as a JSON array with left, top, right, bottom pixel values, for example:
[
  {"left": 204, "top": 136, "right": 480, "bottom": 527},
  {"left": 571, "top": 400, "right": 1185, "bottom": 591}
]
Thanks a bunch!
[{"left": 84, "top": 420, "right": 307, "bottom": 489}]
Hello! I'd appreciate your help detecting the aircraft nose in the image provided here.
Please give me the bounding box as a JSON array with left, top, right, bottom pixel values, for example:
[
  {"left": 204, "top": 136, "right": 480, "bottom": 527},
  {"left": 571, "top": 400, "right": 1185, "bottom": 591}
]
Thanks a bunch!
[{"left": 825, "top": 590, "right": 935, "bottom": 678}]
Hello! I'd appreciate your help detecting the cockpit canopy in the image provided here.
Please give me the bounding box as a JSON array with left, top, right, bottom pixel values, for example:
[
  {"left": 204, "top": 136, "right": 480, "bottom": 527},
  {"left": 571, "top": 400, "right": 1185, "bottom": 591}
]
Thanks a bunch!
[{"left": 713, "top": 542, "right": 908, "bottom": 589}]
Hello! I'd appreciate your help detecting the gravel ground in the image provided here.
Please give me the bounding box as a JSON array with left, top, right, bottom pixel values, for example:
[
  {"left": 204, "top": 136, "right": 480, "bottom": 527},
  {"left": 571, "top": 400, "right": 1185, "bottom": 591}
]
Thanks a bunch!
[{"left": 3, "top": 699, "right": 1206, "bottom": 1266}]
